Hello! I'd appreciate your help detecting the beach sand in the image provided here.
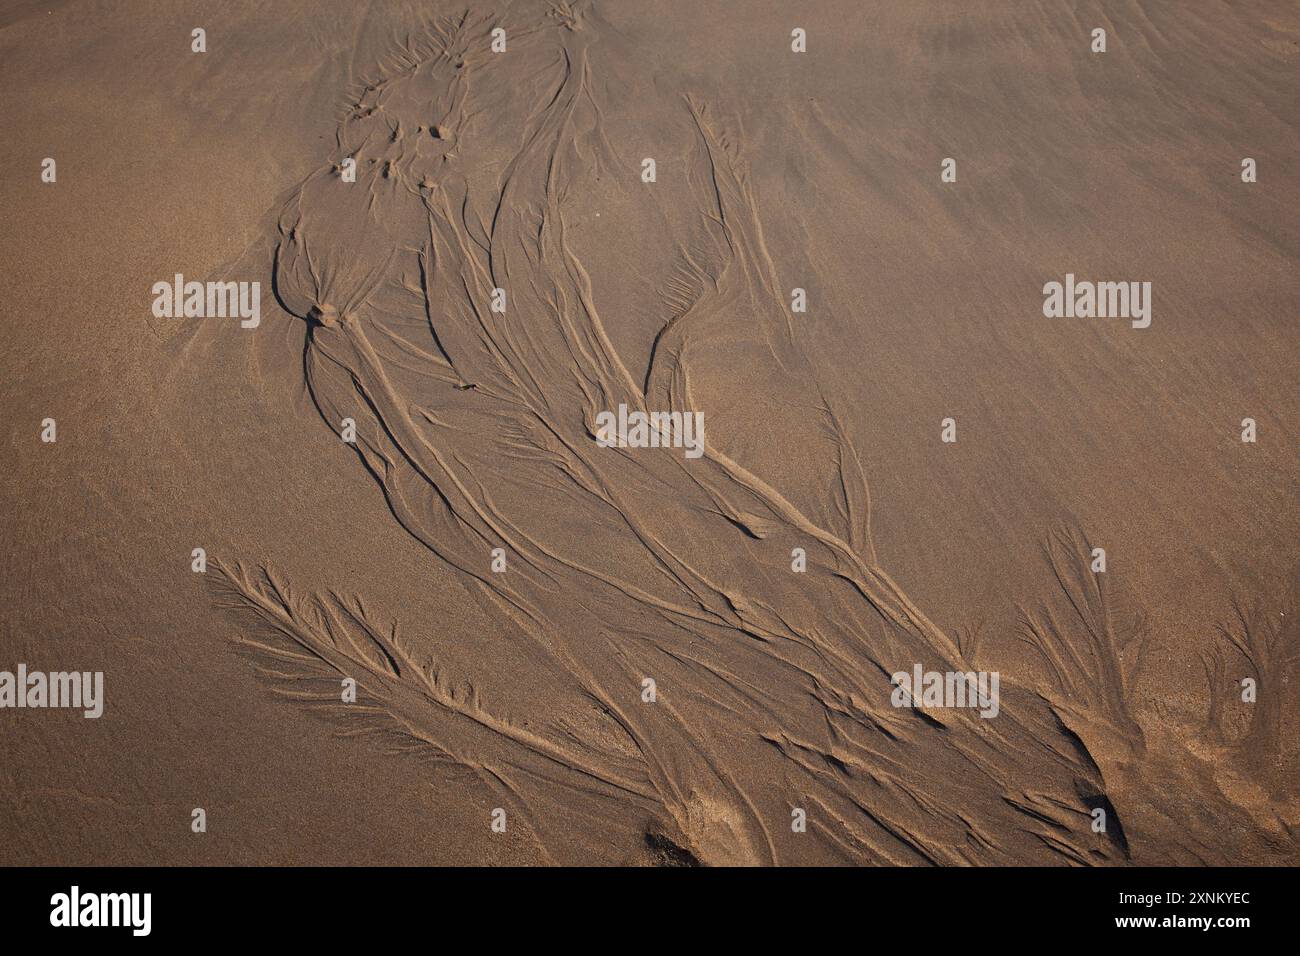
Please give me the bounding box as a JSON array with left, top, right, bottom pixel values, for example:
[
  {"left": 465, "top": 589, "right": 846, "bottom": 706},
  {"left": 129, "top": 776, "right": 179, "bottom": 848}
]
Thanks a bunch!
[{"left": 1, "top": 0, "right": 1296, "bottom": 865}]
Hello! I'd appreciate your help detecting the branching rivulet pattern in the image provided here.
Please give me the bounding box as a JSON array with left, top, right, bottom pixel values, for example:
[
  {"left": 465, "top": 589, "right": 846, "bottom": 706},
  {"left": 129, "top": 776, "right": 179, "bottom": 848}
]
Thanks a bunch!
[{"left": 216, "top": 7, "right": 1297, "bottom": 866}]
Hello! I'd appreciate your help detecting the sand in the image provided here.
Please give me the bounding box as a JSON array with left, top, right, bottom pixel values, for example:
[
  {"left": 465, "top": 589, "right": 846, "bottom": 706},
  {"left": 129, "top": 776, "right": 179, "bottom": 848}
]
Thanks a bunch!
[{"left": 1, "top": 0, "right": 1296, "bottom": 866}]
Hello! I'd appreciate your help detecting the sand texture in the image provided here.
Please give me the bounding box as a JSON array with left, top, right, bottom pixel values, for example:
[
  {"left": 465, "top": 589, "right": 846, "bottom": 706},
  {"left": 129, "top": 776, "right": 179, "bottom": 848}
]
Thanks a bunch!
[{"left": 1, "top": 1, "right": 1297, "bottom": 866}]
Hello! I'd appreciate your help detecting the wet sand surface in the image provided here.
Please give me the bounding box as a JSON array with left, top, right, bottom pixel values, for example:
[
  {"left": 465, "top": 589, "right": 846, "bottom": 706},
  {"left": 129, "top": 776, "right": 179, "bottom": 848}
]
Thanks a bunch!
[{"left": 1, "top": 1, "right": 1296, "bottom": 865}]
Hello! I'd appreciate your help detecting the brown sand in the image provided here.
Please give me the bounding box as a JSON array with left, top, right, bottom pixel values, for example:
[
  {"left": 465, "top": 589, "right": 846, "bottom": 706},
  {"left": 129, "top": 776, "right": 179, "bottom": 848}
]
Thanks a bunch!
[{"left": 1, "top": 1, "right": 1296, "bottom": 866}]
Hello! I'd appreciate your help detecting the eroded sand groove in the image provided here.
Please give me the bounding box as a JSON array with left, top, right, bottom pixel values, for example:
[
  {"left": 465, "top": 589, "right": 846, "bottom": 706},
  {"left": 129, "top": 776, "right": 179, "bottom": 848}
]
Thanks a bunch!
[{"left": 213, "top": 7, "right": 1297, "bottom": 865}]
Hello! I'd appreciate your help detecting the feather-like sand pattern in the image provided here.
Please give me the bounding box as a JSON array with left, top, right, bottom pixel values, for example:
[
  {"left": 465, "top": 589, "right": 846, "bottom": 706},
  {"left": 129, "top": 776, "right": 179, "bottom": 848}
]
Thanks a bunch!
[{"left": 207, "top": 6, "right": 1298, "bottom": 866}]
